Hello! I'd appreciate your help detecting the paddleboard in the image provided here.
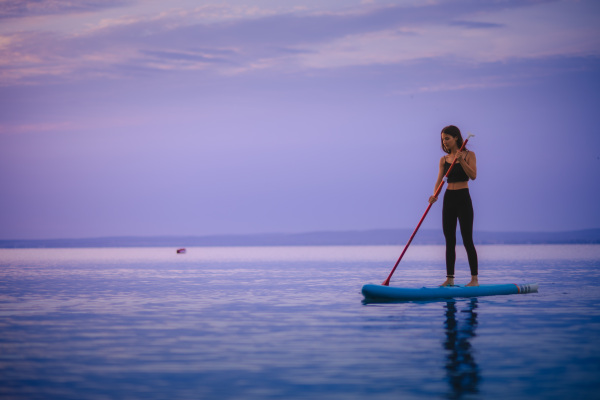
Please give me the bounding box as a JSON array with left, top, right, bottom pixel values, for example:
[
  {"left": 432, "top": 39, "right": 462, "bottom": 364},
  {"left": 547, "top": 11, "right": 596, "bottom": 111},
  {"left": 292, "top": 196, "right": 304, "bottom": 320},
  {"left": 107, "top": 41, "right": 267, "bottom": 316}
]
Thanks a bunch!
[{"left": 362, "top": 283, "right": 538, "bottom": 303}]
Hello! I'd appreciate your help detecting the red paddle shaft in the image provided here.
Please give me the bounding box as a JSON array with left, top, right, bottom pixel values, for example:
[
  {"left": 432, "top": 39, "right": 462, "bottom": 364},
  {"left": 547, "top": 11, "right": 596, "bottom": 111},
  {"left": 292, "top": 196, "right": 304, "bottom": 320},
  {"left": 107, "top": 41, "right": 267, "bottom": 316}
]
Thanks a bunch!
[{"left": 382, "top": 134, "right": 474, "bottom": 286}]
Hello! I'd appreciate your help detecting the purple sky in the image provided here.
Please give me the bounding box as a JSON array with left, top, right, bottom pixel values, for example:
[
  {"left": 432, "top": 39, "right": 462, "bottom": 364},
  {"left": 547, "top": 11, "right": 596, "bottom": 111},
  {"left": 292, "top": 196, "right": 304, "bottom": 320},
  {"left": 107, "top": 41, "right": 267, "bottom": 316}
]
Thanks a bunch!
[{"left": 1, "top": 0, "right": 599, "bottom": 239}]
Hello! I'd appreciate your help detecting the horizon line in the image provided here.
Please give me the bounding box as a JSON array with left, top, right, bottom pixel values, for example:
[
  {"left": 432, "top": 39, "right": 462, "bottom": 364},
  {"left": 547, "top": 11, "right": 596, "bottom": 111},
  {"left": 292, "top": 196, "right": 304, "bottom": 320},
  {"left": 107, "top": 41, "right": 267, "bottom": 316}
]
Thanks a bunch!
[{"left": 2, "top": 227, "right": 600, "bottom": 242}]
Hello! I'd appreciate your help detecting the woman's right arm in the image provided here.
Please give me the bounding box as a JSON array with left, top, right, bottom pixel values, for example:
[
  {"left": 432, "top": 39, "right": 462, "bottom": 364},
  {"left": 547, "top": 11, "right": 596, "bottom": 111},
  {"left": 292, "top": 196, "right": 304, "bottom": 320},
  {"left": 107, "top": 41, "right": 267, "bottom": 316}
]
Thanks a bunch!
[{"left": 428, "top": 156, "right": 445, "bottom": 204}]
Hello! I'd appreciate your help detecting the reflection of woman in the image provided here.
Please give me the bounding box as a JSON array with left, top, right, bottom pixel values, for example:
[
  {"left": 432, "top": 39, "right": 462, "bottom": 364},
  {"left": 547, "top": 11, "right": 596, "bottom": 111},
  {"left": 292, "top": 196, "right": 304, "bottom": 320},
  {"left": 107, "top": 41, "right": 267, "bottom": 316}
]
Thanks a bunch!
[
  {"left": 428, "top": 125, "right": 478, "bottom": 287},
  {"left": 444, "top": 299, "right": 480, "bottom": 398}
]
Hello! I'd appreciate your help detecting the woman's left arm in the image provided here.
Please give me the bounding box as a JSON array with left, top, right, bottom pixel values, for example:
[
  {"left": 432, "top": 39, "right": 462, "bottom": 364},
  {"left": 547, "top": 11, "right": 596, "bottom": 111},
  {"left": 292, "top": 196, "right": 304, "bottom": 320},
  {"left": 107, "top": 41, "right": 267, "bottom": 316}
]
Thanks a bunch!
[{"left": 459, "top": 151, "right": 477, "bottom": 180}]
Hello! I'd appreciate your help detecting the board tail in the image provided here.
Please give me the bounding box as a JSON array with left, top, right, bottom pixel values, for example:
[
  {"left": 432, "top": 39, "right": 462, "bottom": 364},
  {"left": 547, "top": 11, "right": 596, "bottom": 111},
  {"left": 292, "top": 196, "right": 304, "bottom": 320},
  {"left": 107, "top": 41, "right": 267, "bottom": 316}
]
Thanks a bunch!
[{"left": 515, "top": 283, "right": 538, "bottom": 294}]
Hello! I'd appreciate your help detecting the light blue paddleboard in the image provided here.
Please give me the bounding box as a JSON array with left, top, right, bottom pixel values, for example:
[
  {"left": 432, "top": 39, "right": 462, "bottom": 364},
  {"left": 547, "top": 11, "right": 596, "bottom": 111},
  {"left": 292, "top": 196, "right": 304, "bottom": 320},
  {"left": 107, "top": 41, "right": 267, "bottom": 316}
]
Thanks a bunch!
[{"left": 362, "top": 283, "right": 538, "bottom": 303}]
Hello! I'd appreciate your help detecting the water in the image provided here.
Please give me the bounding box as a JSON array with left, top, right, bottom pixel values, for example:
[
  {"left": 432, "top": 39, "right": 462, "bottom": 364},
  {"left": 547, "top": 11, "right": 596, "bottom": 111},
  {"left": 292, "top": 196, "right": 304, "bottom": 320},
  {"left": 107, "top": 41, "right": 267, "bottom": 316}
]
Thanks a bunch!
[{"left": 1, "top": 245, "right": 599, "bottom": 400}]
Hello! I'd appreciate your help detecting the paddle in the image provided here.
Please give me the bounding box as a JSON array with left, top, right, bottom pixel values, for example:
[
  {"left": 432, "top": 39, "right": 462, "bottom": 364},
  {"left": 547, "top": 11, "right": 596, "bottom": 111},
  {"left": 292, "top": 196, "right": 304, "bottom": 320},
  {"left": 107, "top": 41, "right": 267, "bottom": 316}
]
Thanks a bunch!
[{"left": 381, "top": 133, "right": 474, "bottom": 286}]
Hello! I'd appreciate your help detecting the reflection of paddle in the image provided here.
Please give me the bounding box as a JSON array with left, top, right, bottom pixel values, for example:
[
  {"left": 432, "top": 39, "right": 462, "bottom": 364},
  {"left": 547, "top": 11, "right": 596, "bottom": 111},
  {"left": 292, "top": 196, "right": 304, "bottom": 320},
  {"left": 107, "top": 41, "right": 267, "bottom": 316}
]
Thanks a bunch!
[{"left": 382, "top": 133, "right": 474, "bottom": 286}]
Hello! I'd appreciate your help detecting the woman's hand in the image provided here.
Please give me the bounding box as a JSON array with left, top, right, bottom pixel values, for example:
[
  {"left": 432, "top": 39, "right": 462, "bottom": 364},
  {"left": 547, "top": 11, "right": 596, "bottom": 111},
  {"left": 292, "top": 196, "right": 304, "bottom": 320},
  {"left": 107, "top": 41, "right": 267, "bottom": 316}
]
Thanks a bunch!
[
  {"left": 455, "top": 151, "right": 464, "bottom": 163},
  {"left": 428, "top": 195, "right": 438, "bottom": 204}
]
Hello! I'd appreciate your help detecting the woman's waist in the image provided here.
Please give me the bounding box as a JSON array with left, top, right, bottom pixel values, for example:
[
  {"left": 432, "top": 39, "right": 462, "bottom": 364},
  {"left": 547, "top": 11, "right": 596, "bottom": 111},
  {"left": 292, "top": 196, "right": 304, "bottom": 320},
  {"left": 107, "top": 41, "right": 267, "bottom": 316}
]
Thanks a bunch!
[{"left": 446, "top": 181, "right": 469, "bottom": 190}]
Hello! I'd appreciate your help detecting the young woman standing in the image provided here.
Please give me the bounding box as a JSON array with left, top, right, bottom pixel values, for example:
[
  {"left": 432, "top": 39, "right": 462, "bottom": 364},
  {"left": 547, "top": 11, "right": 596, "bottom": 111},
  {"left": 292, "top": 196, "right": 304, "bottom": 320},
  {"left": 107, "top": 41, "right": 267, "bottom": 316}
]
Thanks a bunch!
[{"left": 428, "top": 125, "right": 479, "bottom": 287}]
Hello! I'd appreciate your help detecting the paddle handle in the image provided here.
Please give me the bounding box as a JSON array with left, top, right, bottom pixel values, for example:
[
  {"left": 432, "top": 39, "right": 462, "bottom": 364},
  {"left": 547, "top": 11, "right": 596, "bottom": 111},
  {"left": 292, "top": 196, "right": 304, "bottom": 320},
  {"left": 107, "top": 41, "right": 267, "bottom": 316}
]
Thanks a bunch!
[{"left": 382, "top": 133, "right": 474, "bottom": 286}]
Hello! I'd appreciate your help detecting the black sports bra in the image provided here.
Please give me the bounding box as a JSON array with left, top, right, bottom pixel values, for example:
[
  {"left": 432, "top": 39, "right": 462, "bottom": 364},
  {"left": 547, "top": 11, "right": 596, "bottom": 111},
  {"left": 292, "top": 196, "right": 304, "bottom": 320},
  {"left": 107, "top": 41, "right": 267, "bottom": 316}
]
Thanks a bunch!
[{"left": 444, "top": 153, "right": 470, "bottom": 183}]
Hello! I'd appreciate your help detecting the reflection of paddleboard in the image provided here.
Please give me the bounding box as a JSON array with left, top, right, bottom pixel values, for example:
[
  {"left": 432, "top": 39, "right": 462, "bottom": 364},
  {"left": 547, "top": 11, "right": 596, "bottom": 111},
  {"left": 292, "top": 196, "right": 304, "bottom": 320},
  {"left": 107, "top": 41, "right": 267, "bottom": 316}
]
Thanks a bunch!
[{"left": 362, "top": 283, "right": 538, "bottom": 303}]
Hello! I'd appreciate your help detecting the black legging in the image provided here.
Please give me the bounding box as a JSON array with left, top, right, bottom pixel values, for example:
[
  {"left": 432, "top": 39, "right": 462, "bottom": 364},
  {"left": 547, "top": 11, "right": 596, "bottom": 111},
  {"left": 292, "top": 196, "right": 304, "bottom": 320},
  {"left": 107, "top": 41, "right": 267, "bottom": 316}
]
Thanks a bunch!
[{"left": 442, "top": 188, "right": 478, "bottom": 277}]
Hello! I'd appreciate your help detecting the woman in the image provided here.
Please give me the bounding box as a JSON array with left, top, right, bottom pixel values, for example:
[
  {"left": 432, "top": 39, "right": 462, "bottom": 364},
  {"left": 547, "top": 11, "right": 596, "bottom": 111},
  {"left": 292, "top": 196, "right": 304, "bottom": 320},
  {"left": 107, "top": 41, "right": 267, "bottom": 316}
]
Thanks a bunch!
[{"left": 428, "top": 125, "right": 478, "bottom": 287}]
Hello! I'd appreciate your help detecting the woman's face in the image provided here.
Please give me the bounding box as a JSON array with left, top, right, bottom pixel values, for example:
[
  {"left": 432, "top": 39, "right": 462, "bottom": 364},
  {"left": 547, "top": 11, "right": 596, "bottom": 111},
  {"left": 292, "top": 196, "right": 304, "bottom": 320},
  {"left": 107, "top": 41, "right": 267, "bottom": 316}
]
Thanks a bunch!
[{"left": 441, "top": 133, "right": 457, "bottom": 151}]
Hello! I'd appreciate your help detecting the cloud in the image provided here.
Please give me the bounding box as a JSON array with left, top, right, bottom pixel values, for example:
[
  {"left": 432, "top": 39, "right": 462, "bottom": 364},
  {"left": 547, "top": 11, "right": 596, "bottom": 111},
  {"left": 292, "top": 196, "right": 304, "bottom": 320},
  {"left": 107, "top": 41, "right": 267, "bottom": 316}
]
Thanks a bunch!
[
  {"left": 449, "top": 20, "right": 504, "bottom": 29},
  {"left": 140, "top": 49, "right": 235, "bottom": 65},
  {"left": 0, "top": 0, "right": 131, "bottom": 19},
  {"left": 1, "top": 0, "right": 598, "bottom": 86},
  {"left": 0, "top": 121, "right": 77, "bottom": 135}
]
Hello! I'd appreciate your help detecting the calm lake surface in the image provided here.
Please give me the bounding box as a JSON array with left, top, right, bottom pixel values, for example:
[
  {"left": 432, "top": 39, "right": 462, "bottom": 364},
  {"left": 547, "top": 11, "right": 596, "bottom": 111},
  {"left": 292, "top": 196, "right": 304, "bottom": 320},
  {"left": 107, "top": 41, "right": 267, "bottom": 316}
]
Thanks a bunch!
[{"left": 1, "top": 245, "right": 599, "bottom": 400}]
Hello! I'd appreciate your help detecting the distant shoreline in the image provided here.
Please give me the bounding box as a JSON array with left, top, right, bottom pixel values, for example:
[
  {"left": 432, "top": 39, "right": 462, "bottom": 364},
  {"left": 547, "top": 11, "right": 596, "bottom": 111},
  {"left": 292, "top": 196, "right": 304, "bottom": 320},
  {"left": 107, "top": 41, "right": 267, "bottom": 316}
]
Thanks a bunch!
[{"left": 1, "top": 228, "right": 599, "bottom": 248}]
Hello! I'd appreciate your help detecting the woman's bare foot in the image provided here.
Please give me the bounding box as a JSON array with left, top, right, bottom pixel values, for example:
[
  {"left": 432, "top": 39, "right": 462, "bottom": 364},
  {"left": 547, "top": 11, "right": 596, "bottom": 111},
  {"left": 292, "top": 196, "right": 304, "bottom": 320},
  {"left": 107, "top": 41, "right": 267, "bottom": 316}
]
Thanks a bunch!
[
  {"left": 466, "top": 276, "right": 479, "bottom": 287},
  {"left": 440, "top": 277, "right": 455, "bottom": 287}
]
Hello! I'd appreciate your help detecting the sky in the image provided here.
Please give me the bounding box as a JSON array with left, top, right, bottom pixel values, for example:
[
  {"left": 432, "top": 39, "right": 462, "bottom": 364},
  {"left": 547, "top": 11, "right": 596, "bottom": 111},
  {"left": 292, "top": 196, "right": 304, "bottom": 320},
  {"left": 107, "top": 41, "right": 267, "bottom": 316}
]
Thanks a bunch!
[{"left": 1, "top": 0, "right": 599, "bottom": 240}]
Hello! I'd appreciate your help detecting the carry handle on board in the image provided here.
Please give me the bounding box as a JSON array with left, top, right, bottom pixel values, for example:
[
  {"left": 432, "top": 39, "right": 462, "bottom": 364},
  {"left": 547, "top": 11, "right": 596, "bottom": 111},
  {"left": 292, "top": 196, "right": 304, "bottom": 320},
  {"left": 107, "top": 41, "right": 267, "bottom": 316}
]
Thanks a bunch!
[{"left": 381, "top": 133, "right": 474, "bottom": 286}]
